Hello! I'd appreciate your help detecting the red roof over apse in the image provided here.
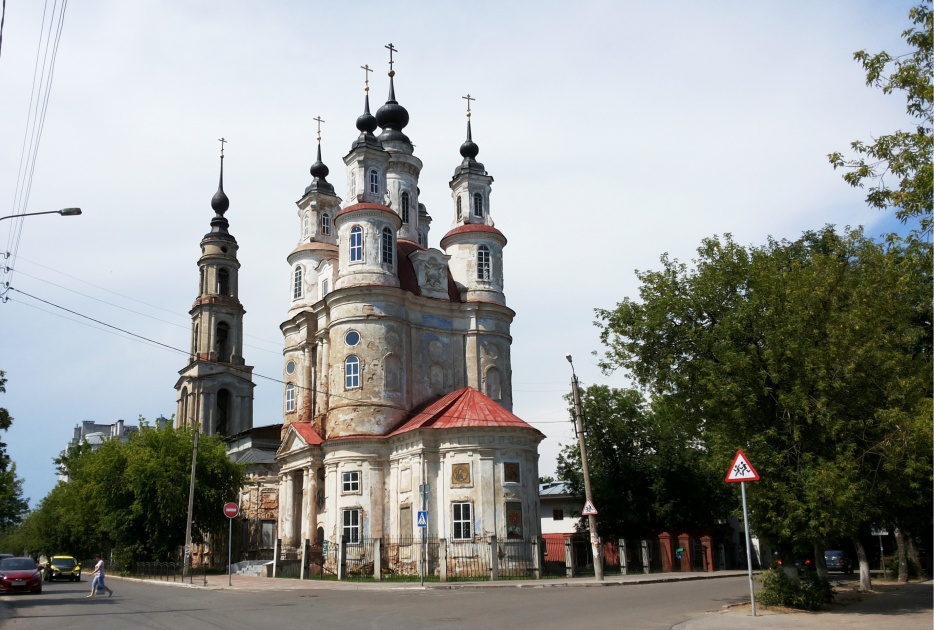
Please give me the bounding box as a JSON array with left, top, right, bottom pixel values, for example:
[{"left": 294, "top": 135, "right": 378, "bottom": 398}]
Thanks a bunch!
[
  {"left": 390, "top": 387, "right": 543, "bottom": 437},
  {"left": 291, "top": 422, "right": 323, "bottom": 445}
]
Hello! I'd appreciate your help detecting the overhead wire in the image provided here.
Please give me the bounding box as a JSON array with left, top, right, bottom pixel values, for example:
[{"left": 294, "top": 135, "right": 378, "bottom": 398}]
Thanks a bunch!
[{"left": 7, "top": 286, "right": 574, "bottom": 429}]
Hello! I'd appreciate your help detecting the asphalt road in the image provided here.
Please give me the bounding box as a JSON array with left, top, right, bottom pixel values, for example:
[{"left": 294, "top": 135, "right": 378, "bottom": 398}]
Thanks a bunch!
[{"left": 0, "top": 575, "right": 751, "bottom": 629}]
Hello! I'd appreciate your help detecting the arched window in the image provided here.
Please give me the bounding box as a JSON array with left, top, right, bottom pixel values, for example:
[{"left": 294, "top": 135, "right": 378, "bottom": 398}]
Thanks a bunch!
[
  {"left": 473, "top": 193, "right": 483, "bottom": 218},
  {"left": 456, "top": 196, "right": 462, "bottom": 221},
  {"left": 381, "top": 227, "right": 394, "bottom": 265},
  {"left": 477, "top": 245, "right": 491, "bottom": 281},
  {"left": 401, "top": 192, "right": 410, "bottom": 223},
  {"left": 215, "top": 321, "right": 230, "bottom": 362},
  {"left": 321, "top": 212, "right": 331, "bottom": 236},
  {"left": 199, "top": 267, "right": 205, "bottom": 294},
  {"left": 217, "top": 268, "right": 230, "bottom": 295},
  {"left": 350, "top": 226, "right": 363, "bottom": 262},
  {"left": 485, "top": 367, "right": 502, "bottom": 400},
  {"left": 285, "top": 383, "right": 296, "bottom": 412},
  {"left": 345, "top": 355, "right": 360, "bottom": 389},
  {"left": 216, "top": 388, "right": 230, "bottom": 436},
  {"left": 180, "top": 387, "right": 189, "bottom": 426},
  {"left": 293, "top": 266, "right": 303, "bottom": 299},
  {"left": 368, "top": 169, "right": 379, "bottom": 194},
  {"left": 192, "top": 324, "right": 199, "bottom": 355},
  {"left": 303, "top": 213, "right": 310, "bottom": 237}
]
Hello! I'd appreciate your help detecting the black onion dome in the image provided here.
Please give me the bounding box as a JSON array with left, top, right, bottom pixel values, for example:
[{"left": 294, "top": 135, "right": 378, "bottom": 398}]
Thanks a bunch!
[
  {"left": 211, "top": 188, "right": 229, "bottom": 214},
  {"left": 459, "top": 120, "right": 480, "bottom": 160},
  {"left": 310, "top": 144, "right": 330, "bottom": 180},
  {"left": 356, "top": 93, "right": 378, "bottom": 135},
  {"left": 376, "top": 76, "right": 411, "bottom": 142}
]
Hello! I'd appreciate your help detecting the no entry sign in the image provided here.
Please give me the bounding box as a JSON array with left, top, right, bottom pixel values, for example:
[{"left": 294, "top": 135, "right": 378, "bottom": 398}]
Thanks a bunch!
[{"left": 223, "top": 502, "right": 239, "bottom": 518}]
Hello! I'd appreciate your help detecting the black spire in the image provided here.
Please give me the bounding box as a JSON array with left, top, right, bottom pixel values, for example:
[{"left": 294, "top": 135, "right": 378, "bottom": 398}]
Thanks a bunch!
[
  {"left": 209, "top": 139, "right": 230, "bottom": 235},
  {"left": 375, "top": 43, "right": 411, "bottom": 144},
  {"left": 454, "top": 96, "right": 485, "bottom": 176},
  {"left": 305, "top": 120, "right": 335, "bottom": 195}
]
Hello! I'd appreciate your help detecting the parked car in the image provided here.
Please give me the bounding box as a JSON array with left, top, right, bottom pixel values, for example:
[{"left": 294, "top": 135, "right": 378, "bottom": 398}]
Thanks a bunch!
[
  {"left": 824, "top": 550, "right": 853, "bottom": 574},
  {"left": 45, "top": 556, "right": 81, "bottom": 582},
  {"left": 0, "top": 557, "right": 43, "bottom": 594}
]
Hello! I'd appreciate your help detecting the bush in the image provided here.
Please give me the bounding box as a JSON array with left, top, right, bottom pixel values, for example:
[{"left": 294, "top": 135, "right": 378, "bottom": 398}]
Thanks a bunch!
[
  {"left": 886, "top": 555, "right": 920, "bottom": 580},
  {"left": 758, "top": 568, "right": 833, "bottom": 611}
]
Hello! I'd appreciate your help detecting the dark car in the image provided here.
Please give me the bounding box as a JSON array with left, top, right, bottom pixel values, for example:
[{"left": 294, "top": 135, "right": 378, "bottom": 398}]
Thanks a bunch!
[
  {"left": 45, "top": 556, "right": 81, "bottom": 582},
  {"left": 824, "top": 550, "right": 853, "bottom": 573},
  {"left": 0, "top": 557, "right": 43, "bottom": 594}
]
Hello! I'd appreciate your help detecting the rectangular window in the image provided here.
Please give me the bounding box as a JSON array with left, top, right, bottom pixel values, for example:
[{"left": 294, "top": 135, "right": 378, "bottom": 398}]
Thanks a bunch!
[
  {"left": 452, "top": 502, "right": 472, "bottom": 540},
  {"left": 321, "top": 279, "right": 329, "bottom": 297},
  {"left": 343, "top": 508, "right": 360, "bottom": 543},
  {"left": 505, "top": 501, "right": 523, "bottom": 540},
  {"left": 293, "top": 267, "right": 303, "bottom": 299},
  {"left": 261, "top": 521, "right": 276, "bottom": 548},
  {"left": 369, "top": 169, "right": 379, "bottom": 194},
  {"left": 503, "top": 462, "right": 521, "bottom": 484},
  {"left": 399, "top": 505, "right": 413, "bottom": 539},
  {"left": 285, "top": 383, "right": 295, "bottom": 412},
  {"left": 342, "top": 471, "right": 360, "bottom": 493},
  {"left": 350, "top": 227, "right": 363, "bottom": 262},
  {"left": 553, "top": 509, "right": 564, "bottom": 521}
]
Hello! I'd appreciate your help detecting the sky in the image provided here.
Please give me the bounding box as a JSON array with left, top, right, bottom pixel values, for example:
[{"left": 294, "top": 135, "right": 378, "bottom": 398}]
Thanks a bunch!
[{"left": 0, "top": 0, "right": 919, "bottom": 508}]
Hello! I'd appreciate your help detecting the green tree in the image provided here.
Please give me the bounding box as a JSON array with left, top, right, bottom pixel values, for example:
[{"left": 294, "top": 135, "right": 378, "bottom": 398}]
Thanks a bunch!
[
  {"left": 556, "top": 385, "right": 731, "bottom": 539},
  {"left": 595, "top": 228, "right": 931, "bottom": 588},
  {"left": 829, "top": 4, "right": 932, "bottom": 235},
  {"left": 0, "top": 371, "right": 29, "bottom": 530}
]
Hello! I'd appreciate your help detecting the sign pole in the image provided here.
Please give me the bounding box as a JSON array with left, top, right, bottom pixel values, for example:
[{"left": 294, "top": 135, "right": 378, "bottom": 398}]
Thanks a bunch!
[
  {"left": 228, "top": 515, "right": 233, "bottom": 586},
  {"left": 741, "top": 481, "right": 756, "bottom": 617}
]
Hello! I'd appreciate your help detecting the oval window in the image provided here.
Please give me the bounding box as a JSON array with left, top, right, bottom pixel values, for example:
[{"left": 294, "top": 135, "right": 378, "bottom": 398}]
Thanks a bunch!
[
  {"left": 286, "top": 360, "right": 296, "bottom": 375},
  {"left": 344, "top": 330, "right": 360, "bottom": 346}
]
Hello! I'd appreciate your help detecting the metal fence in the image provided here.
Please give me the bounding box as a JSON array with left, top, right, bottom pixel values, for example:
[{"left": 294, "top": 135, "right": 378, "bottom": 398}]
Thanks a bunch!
[{"left": 131, "top": 561, "right": 206, "bottom": 584}]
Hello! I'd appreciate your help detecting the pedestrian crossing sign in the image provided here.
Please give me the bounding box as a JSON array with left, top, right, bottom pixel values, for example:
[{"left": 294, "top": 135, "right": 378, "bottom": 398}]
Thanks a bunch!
[
  {"left": 581, "top": 500, "right": 598, "bottom": 516},
  {"left": 417, "top": 511, "right": 428, "bottom": 528},
  {"left": 725, "top": 450, "right": 760, "bottom": 482}
]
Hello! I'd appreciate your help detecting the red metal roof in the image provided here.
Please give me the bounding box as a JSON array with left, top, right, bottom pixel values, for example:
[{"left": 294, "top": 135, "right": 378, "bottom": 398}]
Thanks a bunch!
[
  {"left": 439, "top": 224, "right": 507, "bottom": 249},
  {"left": 390, "top": 386, "right": 542, "bottom": 437},
  {"left": 336, "top": 202, "right": 396, "bottom": 219},
  {"left": 290, "top": 422, "right": 323, "bottom": 445}
]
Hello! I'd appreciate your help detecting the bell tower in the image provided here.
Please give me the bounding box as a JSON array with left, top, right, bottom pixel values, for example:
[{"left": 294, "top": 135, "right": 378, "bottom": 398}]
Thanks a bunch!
[{"left": 175, "top": 140, "right": 255, "bottom": 437}]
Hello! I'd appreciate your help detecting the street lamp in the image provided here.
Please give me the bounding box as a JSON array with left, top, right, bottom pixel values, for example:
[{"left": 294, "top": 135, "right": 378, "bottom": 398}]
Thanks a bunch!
[
  {"left": 566, "top": 354, "right": 605, "bottom": 581},
  {"left": 0, "top": 208, "right": 82, "bottom": 222}
]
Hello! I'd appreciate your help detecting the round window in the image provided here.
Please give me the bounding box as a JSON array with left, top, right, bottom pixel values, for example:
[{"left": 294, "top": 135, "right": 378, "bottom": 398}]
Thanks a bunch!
[
  {"left": 344, "top": 330, "right": 360, "bottom": 346},
  {"left": 286, "top": 360, "right": 296, "bottom": 375}
]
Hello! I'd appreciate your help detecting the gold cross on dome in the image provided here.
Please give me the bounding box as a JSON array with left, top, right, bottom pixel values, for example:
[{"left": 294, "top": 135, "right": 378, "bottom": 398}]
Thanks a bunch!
[
  {"left": 313, "top": 116, "right": 325, "bottom": 143},
  {"left": 385, "top": 43, "right": 397, "bottom": 75},
  {"left": 462, "top": 94, "right": 475, "bottom": 119},
  {"left": 361, "top": 64, "right": 372, "bottom": 92},
  {"left": 218, "top": 137, "right": 227, "bottom": 157}
]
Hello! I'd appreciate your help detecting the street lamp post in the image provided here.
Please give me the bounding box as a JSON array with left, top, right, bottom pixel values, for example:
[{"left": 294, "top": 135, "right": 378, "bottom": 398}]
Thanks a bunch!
[
  {"left": 0, "top": 208, "right": 82, "bottom": 222},
  {"left": 566, "top": 354, "right": 604, "bottom": 581}
]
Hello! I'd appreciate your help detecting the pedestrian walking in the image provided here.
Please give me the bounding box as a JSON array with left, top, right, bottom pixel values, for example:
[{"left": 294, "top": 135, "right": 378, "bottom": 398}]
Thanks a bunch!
[{"left": 88, "top": 553, "right": 113, "bottom": 598}]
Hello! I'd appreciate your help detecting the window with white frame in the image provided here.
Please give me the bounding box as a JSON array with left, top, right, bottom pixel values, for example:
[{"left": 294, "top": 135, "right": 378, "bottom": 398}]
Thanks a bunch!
[
  {"left": 342, "top": 508, "right": 360, "bottom": 543},
  {"left": 350, "top": 226, "right": 363, "bottom": 262},
  {"left": 381, "top": 227, "right": 393, "bottom": 265},
  {"left": 477, "top": 245, "right": 491, "bottom": 281},
  {"left": 321, "top": 212, "right": 330, "bottom": 235},
  {"left": 293, "top": 265, "right": 303, "bottom": 299},
  {"left": 401, "top": 192, "right": 410, "bottom": 223},
  {"left": 350, "top": 172, "right": 356, "bottom": 198},
  {"left": 345, "top": 355, "right": 360, "bottom": 389},
  {"left": 303, "top": 213, "right": 310, "bottom": 237},
  {"left": 368, "top": 169, "right": 379, "bottom": 195},
  {"left": 342, "top": 470, "right": 360, "bottom": 493},
  {"left": 456, "top": 196, "right": 463, "bottom": 221},
  {"left": 473, "top": 193, "right": 483, "bottom": 218},
  {"left": 321, "top": 278, "right": 329, "bottom": 297},
  {"left": 452, "top": 502, "right": 472, "bottom": 540},
  {"left": 285, "top": 383, "right": 296, "bottom": 412}
]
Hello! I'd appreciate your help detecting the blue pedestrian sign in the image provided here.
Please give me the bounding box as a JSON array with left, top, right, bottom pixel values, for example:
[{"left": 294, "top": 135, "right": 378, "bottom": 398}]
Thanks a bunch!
[{"left": 417, "top": 511, "right": 428, "bottom": 528}]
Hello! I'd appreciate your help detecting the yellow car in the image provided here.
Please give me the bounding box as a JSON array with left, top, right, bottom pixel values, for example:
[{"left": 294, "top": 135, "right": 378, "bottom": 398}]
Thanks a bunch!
[{"left": 45, "top": 556, "right": 81, "bottom": 582}]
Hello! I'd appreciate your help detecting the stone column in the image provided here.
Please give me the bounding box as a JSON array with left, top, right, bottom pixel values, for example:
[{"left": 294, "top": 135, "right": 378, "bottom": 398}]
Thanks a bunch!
[
  {"left": 308, "top": 467, "right": 319, "bottom": 545},
  {"left": 658, "top": 532, "right": 675, "bottom": 572},
  {"left": 300, "top": 468, "right": 312, "bottom": 542},
  {"left": 677, "top": 533, "right": 692, "bottom": 572},
  {"left": 701, "top": 535, "right": 714, "bottom": 572}
]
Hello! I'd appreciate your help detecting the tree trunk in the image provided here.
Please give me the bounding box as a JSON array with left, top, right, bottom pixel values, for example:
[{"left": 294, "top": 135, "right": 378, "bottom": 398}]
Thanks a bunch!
[
  {"left": 895, "top": 527, "right": 909, "bottom": 582},
  {"left": 906, "top": 531, "right": 925, "bottom": 579},
  {"left": 813, "top": 543, "right": 829, "bottom": 581},
  {"left": 778, "top": 543, "right": 800, "bottom": 586},
  {"left": 853, "top": 537, "right": 872, "bottom": 591}
]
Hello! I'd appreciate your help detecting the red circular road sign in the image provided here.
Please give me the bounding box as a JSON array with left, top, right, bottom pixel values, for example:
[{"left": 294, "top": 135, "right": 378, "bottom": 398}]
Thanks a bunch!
[{"left": 223, "top": 502, "right": 239, "bottom": 518}]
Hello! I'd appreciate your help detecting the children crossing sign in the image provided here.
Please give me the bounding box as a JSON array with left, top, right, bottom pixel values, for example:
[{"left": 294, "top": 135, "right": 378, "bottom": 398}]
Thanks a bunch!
[
  {"left": 725, "top": 450, "right": 760, "bottom": 482},
  {"left": 581, "top": 500, "right": 598, "bottom": 516}
]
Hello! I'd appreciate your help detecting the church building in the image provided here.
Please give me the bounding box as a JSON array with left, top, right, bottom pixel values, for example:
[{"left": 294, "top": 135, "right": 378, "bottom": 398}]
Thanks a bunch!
[{"left": 274, "top": 47, "right": 544, "bottom": 555}]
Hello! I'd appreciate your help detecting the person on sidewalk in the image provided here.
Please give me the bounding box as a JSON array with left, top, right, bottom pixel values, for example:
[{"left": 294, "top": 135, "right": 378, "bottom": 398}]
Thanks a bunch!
[{"left": 88, "top": 553, "right": 113, "bottom": 598}]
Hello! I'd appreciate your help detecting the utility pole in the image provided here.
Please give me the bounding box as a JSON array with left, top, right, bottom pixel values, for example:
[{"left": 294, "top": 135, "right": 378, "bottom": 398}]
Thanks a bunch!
[
  {"left": 566, "top": 354, "right": 604, "bottom": 581},
  {"left": 182, "top": 421, "right": 200, "bottom": 579}
]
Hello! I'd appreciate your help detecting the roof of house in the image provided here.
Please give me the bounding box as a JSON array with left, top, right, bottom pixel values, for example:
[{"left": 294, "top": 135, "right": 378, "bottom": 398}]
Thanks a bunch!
[
  {"left": 390, "top": 386, "right": 543, "bottom": 437},
  {"left": 538, "top": 481, "right": 575, "bottom": 497}
]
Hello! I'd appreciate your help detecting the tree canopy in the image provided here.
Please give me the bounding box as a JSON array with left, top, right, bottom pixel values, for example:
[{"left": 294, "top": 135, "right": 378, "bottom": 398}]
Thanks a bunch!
[
  {"left": 0, "top": 371, "right": 29, "bottom": 531},
  {"left": 594, "top": 228, "right": 931, "bottom": 561},
  {"left": 829, "top": 3, "right": 932, "bottom": 236},
  {"left": 1, "top": 420, "right": 244, "bottom": 566}
]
